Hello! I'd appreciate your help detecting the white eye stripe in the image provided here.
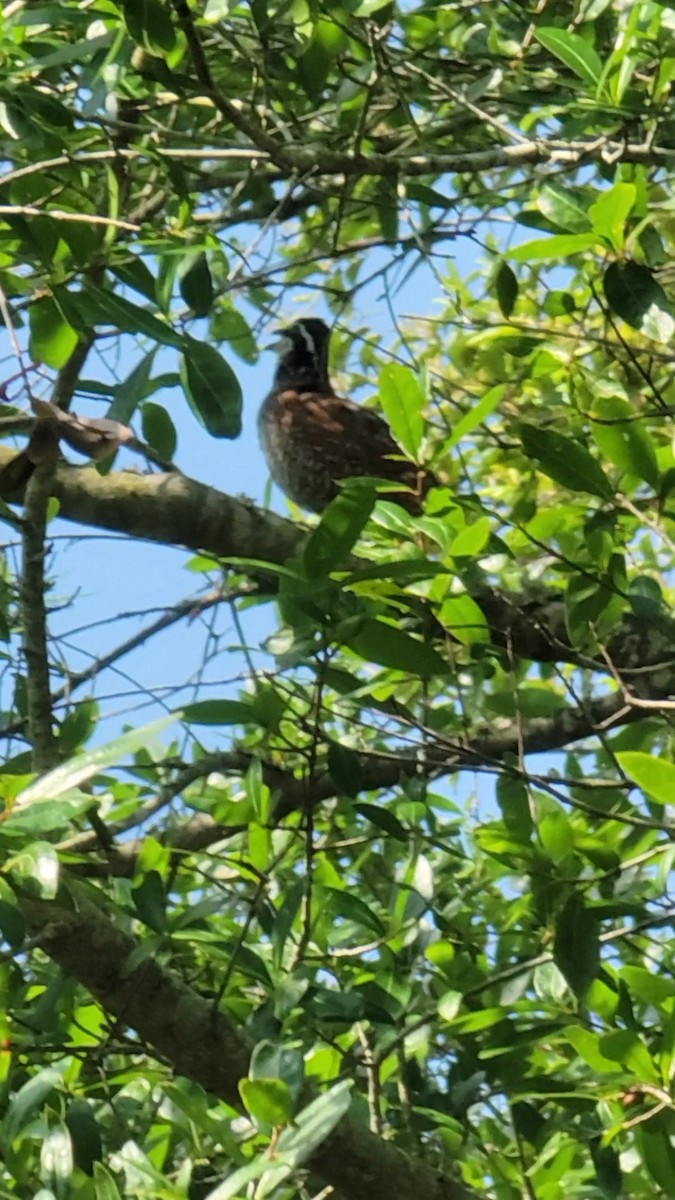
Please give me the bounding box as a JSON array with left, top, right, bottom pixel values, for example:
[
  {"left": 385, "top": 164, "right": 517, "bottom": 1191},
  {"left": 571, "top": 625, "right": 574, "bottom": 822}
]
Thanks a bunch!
[{"left": 296, "top": 322, "right": 317, "bottom": 358}]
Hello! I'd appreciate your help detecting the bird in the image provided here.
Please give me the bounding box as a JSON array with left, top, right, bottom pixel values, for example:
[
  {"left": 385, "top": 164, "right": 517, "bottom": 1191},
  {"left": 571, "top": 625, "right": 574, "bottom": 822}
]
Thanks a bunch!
[{"left": 258, "top": 317, "right": 436, "bottom": 514}]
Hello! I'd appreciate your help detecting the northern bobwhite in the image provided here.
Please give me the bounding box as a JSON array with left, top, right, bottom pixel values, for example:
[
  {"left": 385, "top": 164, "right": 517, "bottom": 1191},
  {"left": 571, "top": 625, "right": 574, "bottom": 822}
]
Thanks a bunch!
[{"left": 258, "top": 318, "right": 435, "bottom": 514}]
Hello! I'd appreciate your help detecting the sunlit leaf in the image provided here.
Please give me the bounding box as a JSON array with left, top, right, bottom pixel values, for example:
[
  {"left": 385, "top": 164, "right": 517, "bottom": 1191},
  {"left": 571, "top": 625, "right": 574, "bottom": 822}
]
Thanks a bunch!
[
  {"left": 378, "top": 362, "right": 425, "bottom": 459},
  {"left": 534, "top": 27, "right": 603, "bottom": 88},
  {"left": 616, "top": 751, "right": 675, "bottom": 805}
]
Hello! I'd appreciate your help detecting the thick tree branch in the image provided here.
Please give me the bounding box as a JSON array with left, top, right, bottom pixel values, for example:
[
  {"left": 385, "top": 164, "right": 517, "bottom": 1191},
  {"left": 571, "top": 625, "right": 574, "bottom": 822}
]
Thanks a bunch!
[{"left": 1, "top": 448, "right": 673, "bottom": 687}]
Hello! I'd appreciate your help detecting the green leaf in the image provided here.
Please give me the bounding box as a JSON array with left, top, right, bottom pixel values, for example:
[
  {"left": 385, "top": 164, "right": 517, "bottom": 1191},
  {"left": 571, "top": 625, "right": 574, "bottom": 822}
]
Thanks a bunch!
[
  {"left": 600, "top": 1029, "right": 659, "bottom": 1080},
  {"left": 298, "top": 19, "right": 349, "bottom": 99},
  {"left": 13, "top": 715, "right": 177, "bottom": 810},
  {"left": 178, "top": 251, "right": 213, "bottom": 317},
  {"left": 109, "top": 256, "right": 157, "bottom": 304},
  {"left": 621, "top": 966, "right": 675, "bottom": 1007},
  {"left": 553, "top": 892, "right": 599, "bottom": 1000},
  {"left": 250, "top": 1043, "right": 304, "bottom": 1102},
  {"left": 303, "top": 483, "right": 376, "bottom": 577},
  {"left": 65, "top": 1100, "right": 103, "bottom": 1176},
  {"left": 325, "top": 887, "right": 385, "bottom": 935},
  {"left": 603, "top": 261, "right": 675, "bottom": 342},
  {"left": 537, "top": 184, "right": 592, "bottom": 233},
  {"left": 436, "top": 592, "right": 489, "bottom": 644},
  {"left": 28, "top": 297, "right": 78, "bottom": 369},
  {"left": 212, "top": 303, "right": 259, "bottom": 363},
  {"left": 6, "top": 841, "right": 59, "bottom": 899},
  {"left": 378, "top": 362, "right": 425, "bottom": 459},
  {"left": 141, "top": 401, "right": 177, "bottom": 461},
  {"left": 182, "top": 698, "right": 259, "bottom": 725},
  {"left": 495, "top": 261, "right": 518, "bottom": 318},
  {"left": 80, "top": 285, "right": 184, "bottom": 348},
  {"left": 508, "top": 232, "right": 598, "bottom": 262},
  {"left": 131, "top": 869, "right": 166, "bottom": 933},
  {"left": 616, "top": 751, "right": 675, "bottom": 805},
  {"left": 519, "top": 423, "right": 614, "bottom": 499},
  {"left": 239, "top": 1078, "right": 295, "bottom": 1127},
  {"left": 93, "top": 1163, "right": 122, "bottom": 1200},
  {"left": 0, "top": 876, "right": 25, "bottom": 948},
  {"left": 636, "top": 1121, "right": 675, "bottom": 1194},
  {"left": 534, "top": 27, "right": 603, "bottom": 88},
  {"left": 628, "top": 575, "right": 663, "bottom": 619},
  {"left": 590, "top": 396, "right": 659, "bottom": 487},
  {"left": 120, "top": 0, "right": 177, "bottom": 54},
  {"left": 589, "top": 182, "right": 636, "bottom": 251},
  {"left": 265, "top": 1079, "right": 352, "bottom": 1176},
  {"left": 327, "top": 742, "right": 363, "bottom": 797},
  {"left": 355, "top": 802, "right": 408, "bottom": 842},
  {"left": 5, "top": 1067, "right": 63, "bottom": 1141},
  {"left": 107, "top": 350, "right": 158, "bottom": 423},
  {"left": 348, "top": 619, "right": 451, "bottom": 676},
  {"left": 449, "top": 515, "right": 490, "bottom": 558},
  {"left": 180, "top": 335, "right": 242, "bottom": 438},
  {"left": 447, "top": 385, "right": 505, "bottom": 447},
  {"left": 41, "top": 1123, "right": 73, "bottom": 1192}
]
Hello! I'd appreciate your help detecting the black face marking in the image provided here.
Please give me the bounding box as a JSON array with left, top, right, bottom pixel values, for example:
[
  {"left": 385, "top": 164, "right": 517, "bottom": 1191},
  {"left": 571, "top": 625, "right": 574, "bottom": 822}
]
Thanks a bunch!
[{"left": 271, "top": 318, "right": 332, "bottom": 390}]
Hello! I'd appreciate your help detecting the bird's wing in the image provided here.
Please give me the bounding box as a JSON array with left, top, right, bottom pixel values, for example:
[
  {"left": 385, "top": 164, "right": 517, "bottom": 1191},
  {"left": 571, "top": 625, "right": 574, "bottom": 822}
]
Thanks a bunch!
[{"left": 279, "top": 388, "right": 417, "bottom": 480}]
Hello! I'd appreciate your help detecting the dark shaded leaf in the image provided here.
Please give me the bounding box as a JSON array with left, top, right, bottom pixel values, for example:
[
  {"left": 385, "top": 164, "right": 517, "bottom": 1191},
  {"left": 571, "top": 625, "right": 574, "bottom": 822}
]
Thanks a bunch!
[
  {"left": 348, "top": 618, "right": 451, "bottom": 676},
  {"left": 178, "top": 251, "right": 213, "bottom": 317},
  {"left": 131, "top": 869, "right": 166, "bottom": 932},
  {"left": 603, "top": 262, "right": 674, "bottom": 341},
  {"left": 553, "top": 892, "right": 599, "bottom": 999},
  {"left": 65, "top": 1099, "right": 103, "bottom": 1176},
  {"left": 355, "top": 802, "right": 408, "bottom": 842},
  {"left": 181, "top": 335, "right": 242, "bottom": 438},
  {"left": 495, "top": 261, "right": 518, "bottom": 318},
  {"left": 81, "top": 285, "right": 184, "bottom": 348},
  {"left": 304, "top": 483, "right": 376, "bottom": 577},
  {"left": 327, "top": 742, "right": 363, "bottom": 797},
  {"left": 141, "top": 401, "right": 177, "bottom": 460},
  {"left": 520, "top": 423, "right": 614, "bottom": 499}
]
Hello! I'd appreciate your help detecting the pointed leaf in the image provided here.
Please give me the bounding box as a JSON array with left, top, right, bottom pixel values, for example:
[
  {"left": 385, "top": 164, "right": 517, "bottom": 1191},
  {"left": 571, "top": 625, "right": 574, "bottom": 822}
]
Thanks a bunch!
[
  {"left": 239, "top": 1078, "right": 295, "bottom": 1127},
  {"left": 519, "top": 423, "right": 614, "bottom": 498},
  {"left": 590, "top": 396, "right": 659, "bottom": 487},
  {"left": 378, "top": 363, "right": 425, "bottom": 459},
  {"left": 603, "top": 261, "right": 675, "bottom": 342},
  {"left": 13, "top": 715, "right": 177, "bottom": 809},
  {"left": 28, "top": 297, "right": 78, "bottom": 369},
  {"left": 178, "top": 251, "right": 213, "bottom": 317},
  {"left": 495, "top": 261, "right": 518, "bottom": 318},
  {"left": 616, "top": 751, "right": 675, "bottom": 805},
  {"left": 81, "top": 286, "right": 183, "bottom": 348},
  {"left": 535, "top": 27, "right": 603, "bottom": 88},
  {"left": 304, "top": 482, "right": 376, "bottom": 577},
  {"left": 553, "top": 892, "right": 599, "bottom": 999},
  {"left": 348, "top": 619, "right": 451, "bottom": 676},
  {"left": 181, "top": 335, "right": 242, "bottom": 438}
]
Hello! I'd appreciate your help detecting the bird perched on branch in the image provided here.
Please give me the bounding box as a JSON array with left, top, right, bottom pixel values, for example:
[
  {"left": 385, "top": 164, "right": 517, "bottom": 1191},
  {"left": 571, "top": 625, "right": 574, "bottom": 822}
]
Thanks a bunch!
[{"left": 258, "top": 318, "right": 436, "bottom": 514}]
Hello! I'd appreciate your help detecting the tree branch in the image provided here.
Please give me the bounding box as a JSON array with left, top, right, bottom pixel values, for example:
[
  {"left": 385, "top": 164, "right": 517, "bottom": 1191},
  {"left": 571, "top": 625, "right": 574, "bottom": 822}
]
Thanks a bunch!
[{"left": 1, "top": 448, "right": 673, "bottom": 687}]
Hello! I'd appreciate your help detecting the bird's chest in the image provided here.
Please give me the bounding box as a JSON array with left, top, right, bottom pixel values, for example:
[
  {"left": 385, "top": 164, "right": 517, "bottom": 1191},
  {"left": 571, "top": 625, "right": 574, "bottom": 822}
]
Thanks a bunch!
[{"left": 258, "top": 390, "right": 339, "bottom": 512}]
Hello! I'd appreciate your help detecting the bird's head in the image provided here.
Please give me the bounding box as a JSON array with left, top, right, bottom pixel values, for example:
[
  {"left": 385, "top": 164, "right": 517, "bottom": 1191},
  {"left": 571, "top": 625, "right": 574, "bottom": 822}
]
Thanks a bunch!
[{"left": 270, "top": 317, "right": 332, "bottom": 390}]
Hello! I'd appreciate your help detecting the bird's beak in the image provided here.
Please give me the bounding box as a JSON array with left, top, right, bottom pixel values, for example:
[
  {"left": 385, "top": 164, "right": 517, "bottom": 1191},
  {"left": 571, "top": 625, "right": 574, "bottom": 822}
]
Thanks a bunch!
[{"left": 267, "top": 330, "right": 290, "bottom": 354}]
